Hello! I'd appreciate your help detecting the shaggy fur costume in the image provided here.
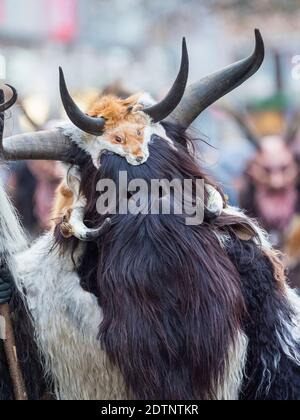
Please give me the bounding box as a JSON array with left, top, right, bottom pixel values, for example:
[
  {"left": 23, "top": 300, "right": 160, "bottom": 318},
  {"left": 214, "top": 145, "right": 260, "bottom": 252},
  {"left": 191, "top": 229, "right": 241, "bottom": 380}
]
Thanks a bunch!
[
  {"left": 0, "top": 123, "right": 299, "bottom": 400},
  {"left": 53, "top": 123, "right": 300, "bottom": 399}
]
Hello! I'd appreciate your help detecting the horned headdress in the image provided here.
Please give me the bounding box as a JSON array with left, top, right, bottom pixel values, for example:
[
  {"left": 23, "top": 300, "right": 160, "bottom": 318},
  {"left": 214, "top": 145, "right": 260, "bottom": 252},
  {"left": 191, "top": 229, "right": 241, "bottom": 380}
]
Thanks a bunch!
[
  {"left": 0, "top": 30, "right": 264, "bottom": 240},
  {"left": 1, "top": 30, "right": 264, "bottom": 162}
]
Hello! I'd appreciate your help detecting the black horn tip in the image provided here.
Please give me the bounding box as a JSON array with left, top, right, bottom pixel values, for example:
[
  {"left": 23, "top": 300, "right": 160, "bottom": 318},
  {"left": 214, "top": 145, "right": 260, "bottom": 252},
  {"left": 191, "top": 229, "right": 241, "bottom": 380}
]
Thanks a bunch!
[
  {"left": 59, "top": 66, "right": 67, "bottom": 93},
  {"left": 59, "top": 66, "right": 68, "bottom": 98},
  {"left": 59, "top": 66, "right": 64, "bottom": 81},
  {"left": 182, "top": 37, "right": 187, "bottom": 54},
  {"left": 253, "top": 29, "right": 265, "bottom": 65},
  {"left": 181, "top": 37, "right": 189, "bottom": 71},
  {"left": 254, "top": 28, "right": 262, "bottom": 41},
  {"left": 5, "top": 84, "right": 17, "bottom": 96},
  {"left": 59, "top": 66, "right": 106, "bottom": 136},
  {"left": 143, "top": 37, "right": 189, "bottom": 123},
  {"left": 0, "top": 84, "right": 18, "bottom": 112}
]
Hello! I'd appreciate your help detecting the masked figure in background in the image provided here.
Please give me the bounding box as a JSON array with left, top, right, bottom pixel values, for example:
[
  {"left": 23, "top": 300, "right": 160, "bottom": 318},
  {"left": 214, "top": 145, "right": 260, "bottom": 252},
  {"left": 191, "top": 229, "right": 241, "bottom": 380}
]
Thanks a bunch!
[{"left": 224, "top": 106, "right": 300, "bottom": 288}]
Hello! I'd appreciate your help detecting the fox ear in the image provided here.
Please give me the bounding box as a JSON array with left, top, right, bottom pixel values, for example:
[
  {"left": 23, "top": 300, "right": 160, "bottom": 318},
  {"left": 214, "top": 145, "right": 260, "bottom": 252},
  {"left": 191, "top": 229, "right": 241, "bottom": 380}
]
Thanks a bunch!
[{"left": 123, "top": 93, "right": 141, "bottom": 107}]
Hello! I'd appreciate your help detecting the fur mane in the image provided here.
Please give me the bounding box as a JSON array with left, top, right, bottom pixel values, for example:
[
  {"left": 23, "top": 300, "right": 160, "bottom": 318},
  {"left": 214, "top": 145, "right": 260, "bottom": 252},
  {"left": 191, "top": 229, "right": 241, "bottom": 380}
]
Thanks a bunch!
[
  {"left": 23, "top": 123, "right": 300, "bottom": 399},
  {"left": 55, "top": 125, "right": 257, "bottom": 399}
]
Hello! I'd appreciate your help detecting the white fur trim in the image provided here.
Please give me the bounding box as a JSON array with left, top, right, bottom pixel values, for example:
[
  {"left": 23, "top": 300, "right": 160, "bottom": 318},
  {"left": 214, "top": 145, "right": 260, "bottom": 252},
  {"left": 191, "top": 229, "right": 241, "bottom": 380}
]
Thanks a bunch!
[
  {"left": 205, "top": 185, "right": 223, "bottom": 216},
  {"left": 277, "top": 287, "right": 300, "bottom": 366},
  {"left": 0, "top": 182, "right": 27, "bottom": 255},
  {"left": 15, "top": 234, "right": 126, "bottom": 400},
  {"left": 215, "top": 331, "right": 248, "bottom": 400},
  {"left": 137, "top": 93, "right": 156, "bottom": 108},
  {"left": 222, "top": 206, "right": 271, "bottom": 249},
  {"left": 0, "top": 182, "right": 28, "bottom": 296},
  {"left": 0, "top": 315, "right": 5, "bottom": 340}
]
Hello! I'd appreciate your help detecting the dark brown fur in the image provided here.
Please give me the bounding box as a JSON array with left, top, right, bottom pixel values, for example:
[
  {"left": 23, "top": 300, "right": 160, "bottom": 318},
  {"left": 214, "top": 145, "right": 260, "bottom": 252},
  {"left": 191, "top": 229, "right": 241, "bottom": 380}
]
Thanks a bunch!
[{"left": 56, "top": 127, "right": 247, "bottom": 399}]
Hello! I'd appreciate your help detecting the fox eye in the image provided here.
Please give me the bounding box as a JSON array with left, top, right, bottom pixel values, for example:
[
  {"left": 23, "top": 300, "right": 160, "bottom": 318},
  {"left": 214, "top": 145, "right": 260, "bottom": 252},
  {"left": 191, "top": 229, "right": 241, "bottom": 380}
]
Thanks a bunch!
[
  {"left": 137, "top": 129, "right": 142, "bottom": 136},
  {"left": 115, "top": 136, "right": 123, "bottom": 143}
]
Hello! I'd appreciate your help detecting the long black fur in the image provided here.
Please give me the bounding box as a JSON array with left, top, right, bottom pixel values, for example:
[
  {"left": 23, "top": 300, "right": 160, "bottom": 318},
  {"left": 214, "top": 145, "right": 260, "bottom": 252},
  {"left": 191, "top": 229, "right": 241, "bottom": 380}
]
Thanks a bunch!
[
  {"left": 57, "top": 128, "right": 245, "bottom": 399},
  {"left": 226, "top": 236, "right": 300, "bottom": 400},
  {"left": 55, "top": 124, "right": 300, "bottom": 400}
]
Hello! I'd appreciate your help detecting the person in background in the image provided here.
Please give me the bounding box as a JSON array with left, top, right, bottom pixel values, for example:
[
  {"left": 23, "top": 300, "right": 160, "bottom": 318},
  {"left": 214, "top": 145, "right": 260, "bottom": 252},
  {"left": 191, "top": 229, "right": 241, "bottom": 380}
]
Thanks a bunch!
[
  {"left": 5, "top": 160, "right": 63, "bottom": 238},
  {"left": 221, "top": 99, "right": 300, "bottom": 288},
  {"left": 193, "top": 106, "right": 255, "bottom": 207}
]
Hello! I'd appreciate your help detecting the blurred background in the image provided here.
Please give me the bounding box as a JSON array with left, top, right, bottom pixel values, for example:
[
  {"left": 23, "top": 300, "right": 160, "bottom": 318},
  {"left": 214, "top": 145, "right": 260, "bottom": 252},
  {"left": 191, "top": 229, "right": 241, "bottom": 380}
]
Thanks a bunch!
[
  {"left": 1, "top": 0, "right": 300, "bottom": 130},
  {"left": 1, "top": 0, "right": 300, "bottom": 287}
]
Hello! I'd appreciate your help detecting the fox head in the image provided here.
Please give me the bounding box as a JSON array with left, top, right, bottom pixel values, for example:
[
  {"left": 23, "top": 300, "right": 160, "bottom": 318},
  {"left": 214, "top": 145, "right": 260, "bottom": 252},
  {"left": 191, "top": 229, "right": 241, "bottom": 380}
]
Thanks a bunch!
[
  {"left": 58, "top": 39, "right": 189, "bottom": 168},
  {"left": 70, "top": 92, "right": 165, "bottom": 168}
]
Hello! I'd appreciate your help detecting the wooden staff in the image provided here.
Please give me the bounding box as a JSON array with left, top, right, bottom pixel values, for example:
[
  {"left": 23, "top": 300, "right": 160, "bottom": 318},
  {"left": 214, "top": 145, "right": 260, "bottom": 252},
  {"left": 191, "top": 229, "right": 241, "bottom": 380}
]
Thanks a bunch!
[{"left": 0, "top": 303, "right": 28, "bottom": 400}]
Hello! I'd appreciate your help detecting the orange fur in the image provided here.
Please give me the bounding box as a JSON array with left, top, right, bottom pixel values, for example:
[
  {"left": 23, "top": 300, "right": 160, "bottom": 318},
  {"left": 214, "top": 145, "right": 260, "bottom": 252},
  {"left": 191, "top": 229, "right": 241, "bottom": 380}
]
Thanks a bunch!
[
  {"left": 105, "top": 122, "right": 146, "bottom": 159},
  {"left": 89, "top": 94, "right": 148, "bottom": 130},
  {"left": 51, "top": 182, "right": 74, "bottom": 229},
  {"left": 89, "top": 94, "right": 150, "bottom": 159},
  {"left": 52, "top": 94, "right": 151, "bottom": 231},
  {"left": 284, "top": 216, "right": 300, "bottom": 260},
  {"left": 262, "top": 247, "right": 287, "bottom": 291}
]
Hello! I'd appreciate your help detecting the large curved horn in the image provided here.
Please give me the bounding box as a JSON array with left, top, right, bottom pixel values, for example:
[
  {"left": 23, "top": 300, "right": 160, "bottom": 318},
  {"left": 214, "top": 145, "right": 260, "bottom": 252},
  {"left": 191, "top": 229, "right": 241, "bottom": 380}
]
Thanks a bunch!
[
  {"left": 0, "top": 85, "right": 72, "bottom": 162},
  {"left": 1, "top": 129, "right": 73, "bottom": 162},
  {"left": 0, "top": 85, "right": 18, "bottom": 112},
  {"left": 143, "top": 38, "right": 189, "bottom": 123},
  {"left": 166, "top": 29, "right": 265, "bottom": 129},
  {"left": 59, "top": 67, "right": 106, "bottom": 136},
  {"left": 0, "top": 84, "right": 17, "bottom": 143}
]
